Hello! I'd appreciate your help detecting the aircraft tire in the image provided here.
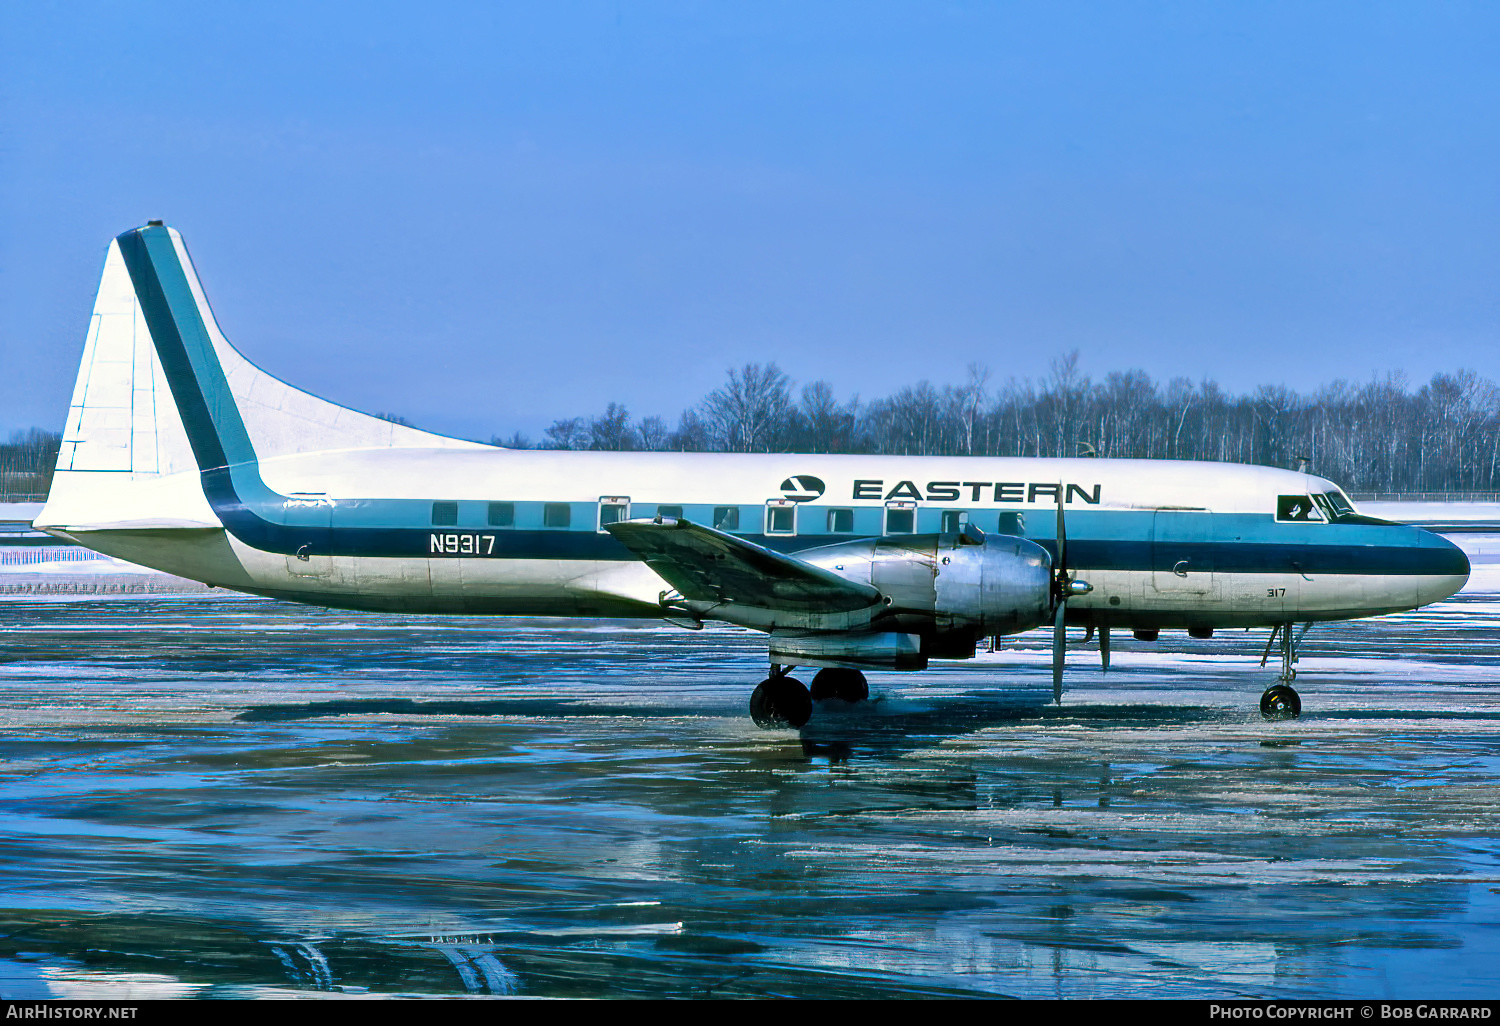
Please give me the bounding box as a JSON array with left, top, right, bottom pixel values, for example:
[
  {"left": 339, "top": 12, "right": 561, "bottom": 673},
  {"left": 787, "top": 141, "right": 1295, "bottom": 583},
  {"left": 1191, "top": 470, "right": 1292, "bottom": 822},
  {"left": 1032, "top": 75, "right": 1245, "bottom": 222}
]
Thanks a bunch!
[
  {"left": 750, "top": 677, "right": 812, "bottom": 729},
  {"left": 1259, "top": 684, "right": 1302, "bottom": 721},
  {"left": 810, "top": 668, "right": 869, "bottom": 703}
]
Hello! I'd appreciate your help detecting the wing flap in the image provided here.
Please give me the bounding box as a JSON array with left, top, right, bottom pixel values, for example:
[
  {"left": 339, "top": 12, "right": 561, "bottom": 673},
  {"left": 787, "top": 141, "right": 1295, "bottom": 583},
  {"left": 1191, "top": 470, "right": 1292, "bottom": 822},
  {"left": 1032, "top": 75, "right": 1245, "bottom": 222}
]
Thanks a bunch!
[{"left": 606, "top": 518, "right": 880, "bottom": 613}]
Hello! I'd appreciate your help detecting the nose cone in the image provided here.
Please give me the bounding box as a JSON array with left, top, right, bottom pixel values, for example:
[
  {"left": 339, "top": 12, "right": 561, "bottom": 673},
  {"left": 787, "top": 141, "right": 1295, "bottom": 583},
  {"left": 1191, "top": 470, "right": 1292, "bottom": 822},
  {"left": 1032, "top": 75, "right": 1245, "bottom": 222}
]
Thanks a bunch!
[{"left": 1414, "top": 529, "right": 1470, "bottom": 606}]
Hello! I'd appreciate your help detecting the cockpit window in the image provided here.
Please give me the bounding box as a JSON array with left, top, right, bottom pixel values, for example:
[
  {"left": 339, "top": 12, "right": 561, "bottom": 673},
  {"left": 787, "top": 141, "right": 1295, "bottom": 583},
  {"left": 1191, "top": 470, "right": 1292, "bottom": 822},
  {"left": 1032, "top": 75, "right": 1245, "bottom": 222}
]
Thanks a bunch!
[
  {"left": 1297, "top": 491, "right": 1359, "bottom": 523},
  {"left": 1322, "top": 490, "right": 1356, "bottom": 518},
  {"left": 1277, "top": 495, "right": 1324, "bottom": 522}
]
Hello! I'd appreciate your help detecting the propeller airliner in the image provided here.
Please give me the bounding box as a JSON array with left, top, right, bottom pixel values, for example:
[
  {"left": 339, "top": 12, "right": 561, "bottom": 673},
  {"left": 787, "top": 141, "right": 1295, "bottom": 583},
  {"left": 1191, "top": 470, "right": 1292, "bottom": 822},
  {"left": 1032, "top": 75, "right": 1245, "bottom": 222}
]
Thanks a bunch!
[{"left": 34, "top": 223, "right": 1471, "bottom": 726}]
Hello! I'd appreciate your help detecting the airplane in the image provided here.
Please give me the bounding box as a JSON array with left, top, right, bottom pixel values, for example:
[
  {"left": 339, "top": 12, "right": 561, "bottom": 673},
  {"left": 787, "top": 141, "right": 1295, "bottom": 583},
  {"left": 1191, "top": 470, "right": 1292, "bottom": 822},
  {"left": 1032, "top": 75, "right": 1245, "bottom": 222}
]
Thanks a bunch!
[{"left": 33, "top": 222, "right": 1472, "bottom": 728}]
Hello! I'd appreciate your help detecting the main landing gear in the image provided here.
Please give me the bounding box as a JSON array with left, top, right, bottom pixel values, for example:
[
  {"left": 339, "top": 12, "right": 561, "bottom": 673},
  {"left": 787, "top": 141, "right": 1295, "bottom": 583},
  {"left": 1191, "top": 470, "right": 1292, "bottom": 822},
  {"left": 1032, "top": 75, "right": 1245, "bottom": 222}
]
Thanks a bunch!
[
  {"left": 749, "top": 665, "right": 869, "bottom": 728},
  {"left": 809, "top": 667, "right": 870, "bottom": 703},
  {"left": 1258, "top": 621, "right": 1309, "bottom": 721}
]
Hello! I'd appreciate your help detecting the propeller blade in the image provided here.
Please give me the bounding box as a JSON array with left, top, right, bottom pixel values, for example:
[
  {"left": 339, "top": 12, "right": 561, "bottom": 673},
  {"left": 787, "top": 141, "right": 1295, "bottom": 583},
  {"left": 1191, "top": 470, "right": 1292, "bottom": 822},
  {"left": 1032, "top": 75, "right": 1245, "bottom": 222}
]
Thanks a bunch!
[
  {"left": 1052, "top": 483, "right": 1068, "bottom": 705},
  {"left": 1100, "top": 624, "right": 1111, "bottom": 672},
  {"left": 1052, "top": 600, "right": 1066, "bottom": 704},
  {"left": 1054, "top": 482, "right": 1067, "bottom": 575}
]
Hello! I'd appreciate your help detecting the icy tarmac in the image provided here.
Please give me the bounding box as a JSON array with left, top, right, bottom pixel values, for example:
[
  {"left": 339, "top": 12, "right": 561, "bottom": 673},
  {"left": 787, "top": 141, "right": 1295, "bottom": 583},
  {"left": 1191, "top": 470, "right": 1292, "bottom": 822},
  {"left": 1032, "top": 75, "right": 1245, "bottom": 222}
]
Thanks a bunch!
[{"left": 0, "top": 576, "right": 1498, "bottom": 998}]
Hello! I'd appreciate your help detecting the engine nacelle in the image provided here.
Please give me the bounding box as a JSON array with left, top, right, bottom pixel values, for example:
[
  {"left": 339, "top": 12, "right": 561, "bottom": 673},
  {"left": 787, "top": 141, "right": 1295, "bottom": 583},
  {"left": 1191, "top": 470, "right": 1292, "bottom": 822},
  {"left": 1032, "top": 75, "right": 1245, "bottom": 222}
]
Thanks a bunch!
[{"left": 799, "top": 530, "right": 1054, "bottom": 639}]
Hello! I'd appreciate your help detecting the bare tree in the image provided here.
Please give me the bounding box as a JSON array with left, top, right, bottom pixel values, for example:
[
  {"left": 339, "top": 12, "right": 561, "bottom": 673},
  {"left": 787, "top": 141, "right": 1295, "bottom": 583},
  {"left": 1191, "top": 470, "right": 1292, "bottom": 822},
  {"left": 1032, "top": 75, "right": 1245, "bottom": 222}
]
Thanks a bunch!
[
  {"left": 1253, "top": 385, "right": 1298, "bottom": 469},
  {"left": 957, "top": 363, "right": 990, "bottom": 455},
  {"left": 589, "top": 402, "right": 636, "bottom": 451},
  {"left": 637, "top": 415, "right": 671, "bottom": 452},
  {"left": 667, "top": 409, "right": 712, "bottom": 452},
  {"left": 701, "top": 363, "right": 796, "bottom": 452},
  {"left": 798, "top": 380, "right": 857, "bottom": 453},
  {"left": 543, "top": 417, "right": 590, "bottom": 450}
]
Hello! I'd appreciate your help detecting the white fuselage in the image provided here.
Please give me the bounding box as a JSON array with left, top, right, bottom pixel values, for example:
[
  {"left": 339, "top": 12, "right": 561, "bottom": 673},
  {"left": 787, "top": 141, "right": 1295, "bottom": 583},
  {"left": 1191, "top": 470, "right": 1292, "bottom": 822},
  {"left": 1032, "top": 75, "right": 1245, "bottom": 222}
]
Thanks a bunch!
[{"left": 40, "top": 448, "right": 1471, "bottom": 631}]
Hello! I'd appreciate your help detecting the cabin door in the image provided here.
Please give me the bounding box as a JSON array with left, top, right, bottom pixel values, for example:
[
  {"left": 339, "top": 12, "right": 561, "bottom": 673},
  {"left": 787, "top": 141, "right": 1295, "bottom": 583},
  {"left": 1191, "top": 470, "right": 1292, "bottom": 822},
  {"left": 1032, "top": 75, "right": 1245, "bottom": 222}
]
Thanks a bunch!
[
  {"left": 1150, "top": 510, "right": 1218, "bottom": 599},
  {"left": 284, "top": 495, "right": 334, "bottom": 581}
]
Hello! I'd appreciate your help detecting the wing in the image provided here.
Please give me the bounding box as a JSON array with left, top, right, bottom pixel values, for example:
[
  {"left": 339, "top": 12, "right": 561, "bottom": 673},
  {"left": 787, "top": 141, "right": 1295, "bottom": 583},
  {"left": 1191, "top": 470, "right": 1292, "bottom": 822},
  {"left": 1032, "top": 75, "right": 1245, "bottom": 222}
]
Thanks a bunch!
[{"left": 604, "top": 517, "right": 880, "bottom": 613}]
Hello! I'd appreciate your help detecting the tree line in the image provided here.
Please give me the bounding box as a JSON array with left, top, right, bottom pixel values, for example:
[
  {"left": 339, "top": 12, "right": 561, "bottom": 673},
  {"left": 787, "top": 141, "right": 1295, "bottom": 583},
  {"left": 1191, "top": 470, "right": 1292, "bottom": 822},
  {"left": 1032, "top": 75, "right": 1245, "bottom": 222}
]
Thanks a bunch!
[
  {"left": 0, "top": 429, "right": 62, "bottom": 502},
  {"left": 519, "top": 353, "right": 1500, "bottom": 494},
  {"left": 6, "top": 355, "right": 1500, "bottom": 499}
]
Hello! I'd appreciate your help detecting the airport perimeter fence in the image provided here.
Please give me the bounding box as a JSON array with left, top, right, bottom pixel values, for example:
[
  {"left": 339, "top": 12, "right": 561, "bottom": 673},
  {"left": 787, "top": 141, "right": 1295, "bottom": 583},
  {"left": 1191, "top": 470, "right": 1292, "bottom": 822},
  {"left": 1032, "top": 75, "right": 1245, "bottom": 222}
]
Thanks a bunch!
[
  {"left": 0, "top": 547, "right": 111, "bottom": 566},
  {"left": 0, "top": 577, "right": 213, "bottom": 595},
  {"left": 1349, "top": 492, "right": 1500, "bottom": 503}
]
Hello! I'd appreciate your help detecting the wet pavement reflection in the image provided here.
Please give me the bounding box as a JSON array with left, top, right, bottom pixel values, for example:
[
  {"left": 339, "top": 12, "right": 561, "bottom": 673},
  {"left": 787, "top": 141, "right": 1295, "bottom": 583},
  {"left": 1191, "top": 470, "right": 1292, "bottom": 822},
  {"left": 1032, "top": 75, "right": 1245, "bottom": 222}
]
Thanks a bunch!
[{"left": 0, "top": 587, "right": 1497, "bottom": 998}]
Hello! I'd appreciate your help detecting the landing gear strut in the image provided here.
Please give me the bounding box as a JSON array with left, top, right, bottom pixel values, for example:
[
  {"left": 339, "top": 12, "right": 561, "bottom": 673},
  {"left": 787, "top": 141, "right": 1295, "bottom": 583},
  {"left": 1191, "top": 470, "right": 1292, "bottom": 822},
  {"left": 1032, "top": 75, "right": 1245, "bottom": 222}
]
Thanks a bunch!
[
  {"left": 1258, "top": 621, "right": 1309, "bottom": 720},
  {"left": 749, "top": 665, "right": 812, "bottom": 729}
]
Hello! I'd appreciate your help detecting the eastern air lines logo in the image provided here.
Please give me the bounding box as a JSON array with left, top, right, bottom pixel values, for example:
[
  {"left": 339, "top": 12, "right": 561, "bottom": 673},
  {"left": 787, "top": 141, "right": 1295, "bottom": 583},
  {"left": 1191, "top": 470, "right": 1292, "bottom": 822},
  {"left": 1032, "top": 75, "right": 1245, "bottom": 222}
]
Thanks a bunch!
[{"left": 779, "top": 475, "right": 826, "bottom": 502}]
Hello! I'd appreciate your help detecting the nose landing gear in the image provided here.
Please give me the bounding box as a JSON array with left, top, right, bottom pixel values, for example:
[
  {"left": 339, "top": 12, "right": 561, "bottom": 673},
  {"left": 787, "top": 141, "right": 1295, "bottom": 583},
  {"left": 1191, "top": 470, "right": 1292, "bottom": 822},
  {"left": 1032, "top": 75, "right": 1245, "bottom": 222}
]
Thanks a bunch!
[
  {"left": 1259, "top": 683, "right": 1302, "bottom": 720},
  {"left": 1258, "top": 621, "right": 1308, "bottom": 720}
]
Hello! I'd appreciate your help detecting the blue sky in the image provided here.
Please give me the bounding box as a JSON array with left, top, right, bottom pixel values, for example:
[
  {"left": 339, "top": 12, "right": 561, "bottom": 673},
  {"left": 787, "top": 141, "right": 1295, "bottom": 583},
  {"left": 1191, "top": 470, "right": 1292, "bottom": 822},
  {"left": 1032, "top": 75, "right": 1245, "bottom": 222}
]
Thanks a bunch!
[{"left": 3, "top": 1, "right": 1498, "bottom": 441}]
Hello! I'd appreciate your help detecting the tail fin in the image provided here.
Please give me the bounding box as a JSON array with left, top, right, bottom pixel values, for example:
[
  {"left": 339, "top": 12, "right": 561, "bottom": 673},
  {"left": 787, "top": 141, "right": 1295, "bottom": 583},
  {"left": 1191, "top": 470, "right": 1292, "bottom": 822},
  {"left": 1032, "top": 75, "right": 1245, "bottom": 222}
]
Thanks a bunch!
[
  {"left": 39, "top": 222, "right": 484, "bottom": 532},
  {"left": 84, "top": 222, "right": 482, "bottom": 470},
  {"left": 56, "top": 230, "right": 193, "bottom": 477}
]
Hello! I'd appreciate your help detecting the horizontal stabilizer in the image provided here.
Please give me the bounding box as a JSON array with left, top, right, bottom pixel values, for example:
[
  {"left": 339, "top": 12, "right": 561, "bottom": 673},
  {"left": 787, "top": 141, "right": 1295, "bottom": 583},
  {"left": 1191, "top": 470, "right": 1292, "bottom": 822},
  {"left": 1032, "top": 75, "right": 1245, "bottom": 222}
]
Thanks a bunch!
[{"left": 605, "top": 517, "right": 881, "bottom": 613}]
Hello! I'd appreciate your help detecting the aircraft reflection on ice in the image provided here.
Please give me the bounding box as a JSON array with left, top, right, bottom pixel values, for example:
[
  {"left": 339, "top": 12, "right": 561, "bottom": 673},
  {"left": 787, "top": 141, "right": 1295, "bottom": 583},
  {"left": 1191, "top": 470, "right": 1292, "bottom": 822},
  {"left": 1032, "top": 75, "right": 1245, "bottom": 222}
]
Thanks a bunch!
[
  {"left": 3, "top": 596, "right": 1499, "bottom": 998},
  {"left": 35, "top": 222, "right": 1469, "bottom": 725},
  {"left": 5, "top": 918, "right": 525, "bottom": 998}
]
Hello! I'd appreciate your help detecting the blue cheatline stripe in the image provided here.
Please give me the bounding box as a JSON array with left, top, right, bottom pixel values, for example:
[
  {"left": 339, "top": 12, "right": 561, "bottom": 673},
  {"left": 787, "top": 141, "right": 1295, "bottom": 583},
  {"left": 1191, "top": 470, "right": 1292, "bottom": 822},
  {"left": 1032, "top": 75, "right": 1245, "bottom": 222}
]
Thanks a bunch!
[
  {"left": 117, "top": 227, "right": 310, "bottom": 549},
  {"left": 110, "top": 224, "right": 1469, "bottom": 578},
  {"left": 116, "top": 229, "right": 240, "bottom": 471},
  {"left": 118, "top": 226, "right": 341, "bottom": 555}
]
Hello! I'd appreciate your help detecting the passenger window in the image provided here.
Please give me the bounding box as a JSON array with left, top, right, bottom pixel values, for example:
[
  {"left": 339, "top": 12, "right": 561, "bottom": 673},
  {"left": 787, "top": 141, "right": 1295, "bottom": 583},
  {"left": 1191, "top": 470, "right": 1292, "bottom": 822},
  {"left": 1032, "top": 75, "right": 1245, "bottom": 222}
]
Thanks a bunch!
[
  {"left": 487, "top": 502, "right": 514, "bottom": 528},
  {"left": 713, "top": 506, "right": 740, "bottom": 531},
  {"left": 431, "top": 501, "right": 458, "bottom": 527},
  {"left": 765, "top": 501, "right": 796, "bottom": 536},
  {"left": 997, "top": 511, "right": 1026, "bottom": 536},
  {"left": 885, "top": 502, "right": 916, "bottom": 534},
  {"left": 656, "top": 504, "right": 683, "bottom": 520},
  {"left": 1276, "top": 495, "right": 1323, "bottom": 522},
  {"left": 941, "top": 510, "right": 968, "bottom": 533},
  {"left": 597, "top": 496, "right": 630, "bottom": 531},
  {"left": 827, "top": 508, "right": 854, "bottom": 533},
  {"left": 544, "top": 503, "right": 571, "bottom": 528}
]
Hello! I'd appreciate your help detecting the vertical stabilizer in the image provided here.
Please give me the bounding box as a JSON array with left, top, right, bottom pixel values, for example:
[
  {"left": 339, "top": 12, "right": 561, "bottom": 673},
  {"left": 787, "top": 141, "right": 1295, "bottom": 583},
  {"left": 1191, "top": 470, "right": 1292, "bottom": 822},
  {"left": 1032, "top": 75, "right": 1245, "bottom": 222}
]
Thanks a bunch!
[
  {"left": 119, "top": 223, "right": 487, "bottom": 466},
  {"left": 58, "top": 239, "right": 196, "bottom": 476},
  {"left": 39, "top": 221, "right": 487, "bottom": 535}
]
